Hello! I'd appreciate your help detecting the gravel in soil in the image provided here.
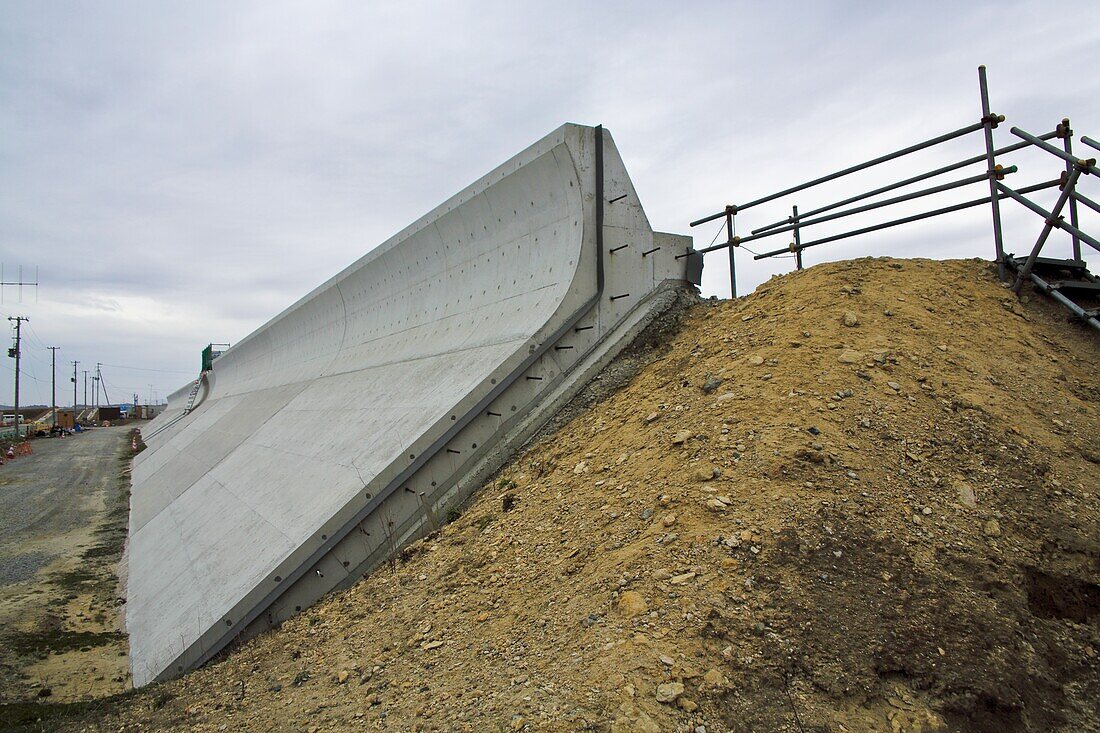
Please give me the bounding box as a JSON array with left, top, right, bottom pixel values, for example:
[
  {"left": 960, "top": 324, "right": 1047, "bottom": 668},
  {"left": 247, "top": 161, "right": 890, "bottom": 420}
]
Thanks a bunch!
[
  {"left": 41, "top": 258, "right": 1100, "bottom": 732},
  {"left": 0, "top": 552, "right": 53, "bottom": 587}
]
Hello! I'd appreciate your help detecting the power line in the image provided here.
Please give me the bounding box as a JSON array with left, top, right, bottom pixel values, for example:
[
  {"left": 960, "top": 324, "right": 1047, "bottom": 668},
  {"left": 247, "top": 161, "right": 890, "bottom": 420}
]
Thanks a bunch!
[
  {"left": 0, "top": 359, "right": 45, "bottom": 382},
  {"left": 24, "top": 322, "right": 49, "bottom": 350},
  {"left": 8, "top": 325, "right": 51, "bottom": 368},
  {"left": 99, "top": 362, "right": 195, "bottom": 375},
  {"left": 21, "top": 354, "right": 43, "bottom": 384}
]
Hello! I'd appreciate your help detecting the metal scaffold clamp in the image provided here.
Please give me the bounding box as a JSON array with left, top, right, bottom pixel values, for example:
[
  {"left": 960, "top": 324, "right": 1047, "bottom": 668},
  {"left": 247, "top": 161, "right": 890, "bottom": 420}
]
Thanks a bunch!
[{"left": 982, "top": 113, "right": 1005, "bottom": 128}]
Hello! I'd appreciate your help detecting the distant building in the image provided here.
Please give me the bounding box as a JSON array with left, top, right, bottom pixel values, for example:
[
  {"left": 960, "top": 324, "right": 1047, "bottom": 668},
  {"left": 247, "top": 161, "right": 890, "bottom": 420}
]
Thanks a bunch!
[
  {"left": 98, "top": 406, "right": 122, "bottom": 421},
  {"left": 132, "top": 404, "right": 164, "bottom": 419}
]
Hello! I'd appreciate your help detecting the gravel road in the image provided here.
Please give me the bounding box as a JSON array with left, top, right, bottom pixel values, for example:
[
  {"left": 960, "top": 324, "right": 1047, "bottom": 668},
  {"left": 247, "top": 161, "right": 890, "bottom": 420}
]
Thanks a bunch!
[{"left": 0, "top": 427, "right": 129, "bottom": 585}]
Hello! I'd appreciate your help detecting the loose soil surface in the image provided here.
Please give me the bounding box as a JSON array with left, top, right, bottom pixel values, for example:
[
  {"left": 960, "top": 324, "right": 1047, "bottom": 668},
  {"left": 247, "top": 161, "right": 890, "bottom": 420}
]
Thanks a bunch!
[
  {"left": 20, "top": 257, "right": 1100, "bottom": 732},
  {"left": 0, "top": 426, "right": 132, "bottom": 708}
]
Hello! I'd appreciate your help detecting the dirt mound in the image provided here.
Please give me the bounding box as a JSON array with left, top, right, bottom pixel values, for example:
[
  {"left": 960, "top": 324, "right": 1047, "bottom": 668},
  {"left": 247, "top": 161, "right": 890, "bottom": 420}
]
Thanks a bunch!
[{"left": 38, "top": 258, "right": 1100, "bottom": 732}]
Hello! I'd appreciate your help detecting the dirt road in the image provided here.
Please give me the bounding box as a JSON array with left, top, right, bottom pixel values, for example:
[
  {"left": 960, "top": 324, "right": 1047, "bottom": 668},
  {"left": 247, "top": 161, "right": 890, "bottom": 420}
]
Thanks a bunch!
[{"left": 0, "top": 426, "right": 132, "bottom": 703}]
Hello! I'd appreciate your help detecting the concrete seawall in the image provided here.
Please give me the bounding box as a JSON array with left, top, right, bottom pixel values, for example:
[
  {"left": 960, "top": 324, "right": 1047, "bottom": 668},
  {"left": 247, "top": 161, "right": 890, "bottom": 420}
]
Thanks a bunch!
[{"left": 128, "top": 124, "right": 697, "bottom": 686}]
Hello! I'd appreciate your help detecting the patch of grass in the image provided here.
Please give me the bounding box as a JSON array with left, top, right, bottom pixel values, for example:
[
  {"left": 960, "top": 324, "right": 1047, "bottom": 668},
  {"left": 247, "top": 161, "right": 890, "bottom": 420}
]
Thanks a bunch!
[
  {"left": 48, "top": 569, "right": 96, "bottom": 593},
  {"left": 79, "top": 545, "right": 117, "bottom": 560},
  {"left": 0, "top": 688, "right": 145, "bottom": 732},
  {"left": 3, "top": 628, "right": 125, "bottom": 658}
]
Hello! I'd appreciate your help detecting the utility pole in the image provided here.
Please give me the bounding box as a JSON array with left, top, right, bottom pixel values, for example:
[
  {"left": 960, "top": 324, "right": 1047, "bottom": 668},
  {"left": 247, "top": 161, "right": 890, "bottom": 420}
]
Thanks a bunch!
[
  {"left": 72, "top": 361, "right": 79, "bottom": 418},
  {"left": 48, "top": 346, "right": 59, "bottom": 428},
  {"left": 97, "top": 363, "right": 110, "bottom": 406},
  {"left": 83, "top": 370, "right": 88, "bottom": 413},
  {"left": 7, "top": 316, "right": 28, "bottom": 439}
]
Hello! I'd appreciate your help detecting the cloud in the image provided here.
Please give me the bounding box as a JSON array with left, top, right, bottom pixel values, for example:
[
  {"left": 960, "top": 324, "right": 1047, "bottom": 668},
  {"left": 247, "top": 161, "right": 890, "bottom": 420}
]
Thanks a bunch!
[{"left": 1, "top": 0, "right": 1098, "bottom": 405}]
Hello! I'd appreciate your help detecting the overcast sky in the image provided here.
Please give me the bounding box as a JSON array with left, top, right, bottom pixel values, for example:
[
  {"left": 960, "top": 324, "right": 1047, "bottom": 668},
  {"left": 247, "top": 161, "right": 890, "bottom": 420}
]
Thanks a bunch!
[{"left": 2, "top": 1, "right": 1098, "bottom": 407}]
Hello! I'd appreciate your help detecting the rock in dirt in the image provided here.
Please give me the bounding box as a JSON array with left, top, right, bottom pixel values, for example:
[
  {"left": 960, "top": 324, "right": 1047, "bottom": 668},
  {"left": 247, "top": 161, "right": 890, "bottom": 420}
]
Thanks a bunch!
[
  {"left": 956, "top": 482, "right": 977, "bottom": 508},
  {"left": 611, "top": 703, "right": 661, "bottom": 733},
  {"left": 617, "top": 591, "right": 648, "bottom": 618},
  {"left": 655, "top": 681, "right": 685, "bottom": 703},
  {"left": 694, "top": 465, "right": 717, "bottom": 481}
]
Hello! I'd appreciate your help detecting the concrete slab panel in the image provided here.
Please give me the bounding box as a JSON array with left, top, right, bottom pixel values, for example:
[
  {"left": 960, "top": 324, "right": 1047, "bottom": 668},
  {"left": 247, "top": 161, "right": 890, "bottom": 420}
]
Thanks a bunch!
[{"left": 128, "top": 124, "right": 697, "bottom": 685}]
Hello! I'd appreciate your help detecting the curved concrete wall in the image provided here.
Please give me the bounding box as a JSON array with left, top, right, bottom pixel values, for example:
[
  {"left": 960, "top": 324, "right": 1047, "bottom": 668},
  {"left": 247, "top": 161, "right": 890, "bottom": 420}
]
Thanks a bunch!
[
  {"left": 142, "top": 376, "right": 209, "bottom": 440},
  {"left": 128, "top": 124, "right": 695, "bottom": 686}
]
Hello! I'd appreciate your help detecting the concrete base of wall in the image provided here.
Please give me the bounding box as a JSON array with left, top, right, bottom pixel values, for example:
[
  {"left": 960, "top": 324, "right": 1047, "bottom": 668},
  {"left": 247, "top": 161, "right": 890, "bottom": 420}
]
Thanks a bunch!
[{"left": 440, "top": 280, "right": 693, "bottom": 528}]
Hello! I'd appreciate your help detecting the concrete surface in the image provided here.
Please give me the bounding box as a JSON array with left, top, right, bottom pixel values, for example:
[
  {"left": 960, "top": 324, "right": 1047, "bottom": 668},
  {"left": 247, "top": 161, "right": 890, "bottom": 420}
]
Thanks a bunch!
[{"left": 128, "top": 124, "right": 696, "bottom": 686}]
